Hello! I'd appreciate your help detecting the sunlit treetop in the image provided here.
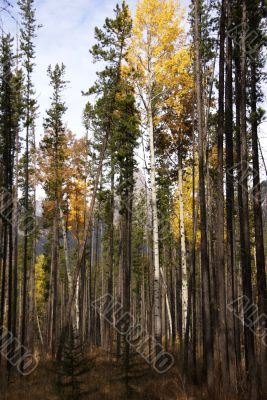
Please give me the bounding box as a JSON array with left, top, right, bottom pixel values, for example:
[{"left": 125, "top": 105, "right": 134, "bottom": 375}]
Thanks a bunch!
[{"left": 130, "top": 0, "right": 186, "bottom": 89}]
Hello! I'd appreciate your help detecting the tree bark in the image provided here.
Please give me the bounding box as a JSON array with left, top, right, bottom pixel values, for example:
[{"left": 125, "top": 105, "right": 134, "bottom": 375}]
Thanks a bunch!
[
  {"left": 194, "top": 0, "right": 213, "bottom": 388},
  {"left": 148, "top": 100, "right": 162, "bottom": 351},
  {"left": 251, "top": 58, "right": 267, "bottom": 389},
  {"left": 177, "top": 155, "right": 188, "bottom": 340},
  {"left": 225, "top": 0, "right": 237, "bottom": 391},
  {"left": 239, "top": 1, "right": 257, "bottom": 395},
  {"left": 216, "top": 0, "right": 229, "bottom": 390}
]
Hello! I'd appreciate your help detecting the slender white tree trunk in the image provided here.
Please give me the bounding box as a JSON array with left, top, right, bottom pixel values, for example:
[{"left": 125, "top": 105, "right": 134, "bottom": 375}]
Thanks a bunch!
[
  {"left": 178, "top": 166, "right": 188, "bottom": 337},
  {"left": 59, "top": 207, "right": 71, "bottom": 286},
  {"left": 59, "top": 207, "right": 79, "bottom": 329},
  {"left": 148, "top": 100, "right": 162, "bottom": 349},
  {"left": 160, "top": 267, "right": 172, "bottom": 340}
]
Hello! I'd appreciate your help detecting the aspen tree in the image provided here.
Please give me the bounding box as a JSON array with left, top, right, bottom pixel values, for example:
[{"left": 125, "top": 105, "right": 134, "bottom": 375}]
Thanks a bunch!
[{"left": 131, "top": 0, "right": 185, "bottom": 351}]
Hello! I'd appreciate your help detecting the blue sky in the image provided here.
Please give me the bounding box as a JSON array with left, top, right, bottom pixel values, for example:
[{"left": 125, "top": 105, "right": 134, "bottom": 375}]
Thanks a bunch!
[
  {"left": 2, "top": 0, "right": 267, "bottom": 175},
  {"left": 32, "top": 0, "right": 139, "bottom": 136},
  {"left": 3, "top": 0, "right": 189, "bottom": 139}
]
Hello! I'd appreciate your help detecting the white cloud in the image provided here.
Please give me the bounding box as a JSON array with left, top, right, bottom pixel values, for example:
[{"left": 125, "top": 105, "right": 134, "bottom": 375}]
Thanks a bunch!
[
  {"left": 2, "top": 0, "right": 266, "bottom": 180},
  {"left": 33, "top": 0, "right": 126, "bottom": 139},
  {"left": 2, "top": 0, "right": 189, "bottom": 142}
]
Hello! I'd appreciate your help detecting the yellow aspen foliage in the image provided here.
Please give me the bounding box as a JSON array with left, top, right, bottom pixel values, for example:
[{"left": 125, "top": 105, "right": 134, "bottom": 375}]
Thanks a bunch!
[
  {"left": 64, "top": 137, "right": 90, "bottom": 240},
  {"left": 38, "top": 130, "right": 90, "bottom": 234},
  {"left": 163, "top": 48, "right": 194, "bottom": 113},
  {"left": 35, "top": 255, "right": 46, "bottom": 315},
  {"left": 171, "top": 167, "right": 200, "bottom": 246},
  {"left": 130, "top": 0, "right": 186, "bottom": 90},
  {"left": 130, "top": 0, "right": 193, "bottom": 144},
  {"left": 67, "top": 178, "right": 87, "bottom": 239},
  {"left": 157, "top": 47, "right": 194, "bottom": 141}
]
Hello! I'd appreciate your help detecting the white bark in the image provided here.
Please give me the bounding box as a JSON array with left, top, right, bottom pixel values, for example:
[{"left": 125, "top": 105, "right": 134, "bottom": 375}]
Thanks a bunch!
[
  {"left": 59, "top": 207, "right": 71, "bottom": 287},
  {"left": 59, "top": 207, "right": 78, "bottom": 329},
  {"left": 178, "top": 167, "right": 188, "bottom": 337},
  {"left": 160, "top": 267, "right": 173, "bottom": 340},
  {"left": 148, "top": 101, "right": 162, "bottom": 346}
]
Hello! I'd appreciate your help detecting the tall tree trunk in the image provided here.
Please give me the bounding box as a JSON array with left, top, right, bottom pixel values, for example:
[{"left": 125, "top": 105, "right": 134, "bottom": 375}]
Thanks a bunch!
[
  {"left": 105, "top": 169, "right": 114, "bottom": 352},
  {"left": 56, "top": 131, "right": 109, "bottom": 360},
  {"left": 216, "top": 0, "right": 229, "bottom": 390},
  {"left": 29, "top": 131, "right": 37, "bottom": 353},
  {"left": 120, "top": 176, "right": 133, "bottom": 390},
  {"left": 148, "top": 99, "right": 162, "bottom": 351},
  {"left": 225, "top": 0, "right": 237, "bottom": 391},
  {"left": 21, "top": 113, "right": 29, "bottom": 361},
  {"left": 177, "top": 154, "right": 188, "bottom": 340},
  {"left": 193, "top": 0, "right": 213, "bottom": 388},
  {"left": 12, "top": 117, "right": 20, "bottom": 355},
  {"left": 239, "top": 1, "right": 257, "bottom": 395},
  {"left": 251, "top": 58, "right": 267, "bottom": 388},
  {"left": 51, "top": 204, "right": 59, "bottom": 358},
  {"left": 234, "top": 45, "right": 242, "bottom": 376}
]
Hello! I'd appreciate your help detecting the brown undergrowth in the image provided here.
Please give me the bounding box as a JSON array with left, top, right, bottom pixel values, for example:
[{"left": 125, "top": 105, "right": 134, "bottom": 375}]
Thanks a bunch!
[{"left": 0, "top": 349, "right": 253, "bottom": 400}]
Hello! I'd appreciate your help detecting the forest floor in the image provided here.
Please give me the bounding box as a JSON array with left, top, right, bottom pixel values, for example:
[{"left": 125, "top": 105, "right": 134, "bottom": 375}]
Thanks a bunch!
[{"left": 0, "top": 348, "right": 210, "bottom": 400}]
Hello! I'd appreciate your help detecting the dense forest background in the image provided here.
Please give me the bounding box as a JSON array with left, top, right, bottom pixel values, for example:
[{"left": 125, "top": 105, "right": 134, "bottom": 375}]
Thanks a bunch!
[{"left": 0, "top": 0, "right": 267, "bottom": 399}]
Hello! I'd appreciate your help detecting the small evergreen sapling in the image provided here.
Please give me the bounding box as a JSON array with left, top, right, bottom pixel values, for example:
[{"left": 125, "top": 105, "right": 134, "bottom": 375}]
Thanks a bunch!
[{"left": 56, "top": 327, "right": 95, "bottom": 400}]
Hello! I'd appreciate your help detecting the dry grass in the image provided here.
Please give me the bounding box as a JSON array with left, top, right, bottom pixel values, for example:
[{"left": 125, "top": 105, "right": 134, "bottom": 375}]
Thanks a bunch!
[{"left": 0, "top": 349, "right": 243, "bottom": 400}]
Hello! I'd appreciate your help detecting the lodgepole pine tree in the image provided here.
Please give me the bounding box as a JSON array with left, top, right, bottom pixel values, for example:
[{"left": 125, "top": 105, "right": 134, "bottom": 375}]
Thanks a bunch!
[
  {"left": 225, "top": 0, "right": 237, "bottom": 391},
  {"left": 40, "top": 63, "right": 68, "bottom": 358},
  {"left": 192, "top": 0, "right": 213, "bottom": 389},
  {"left": 216, "top": 0, "right": 229, "bottom": 390},
  {"left": 239, "top": 2, "right": 257, "bottom": 396},
  {"left": 248, "top": 0, "right": 267, "bottom": 391},
  {"left": 0, "top": 34, "right": 23, "bottom": 374},
  {"left": 18, "top": 0, "right": 38, "bottom": 358},
  {"left": 57, "top": 1, "right": 132, "bottom": 360},
  {"left": 112, "top": 74, "right": 140, "bottom": 384}
]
